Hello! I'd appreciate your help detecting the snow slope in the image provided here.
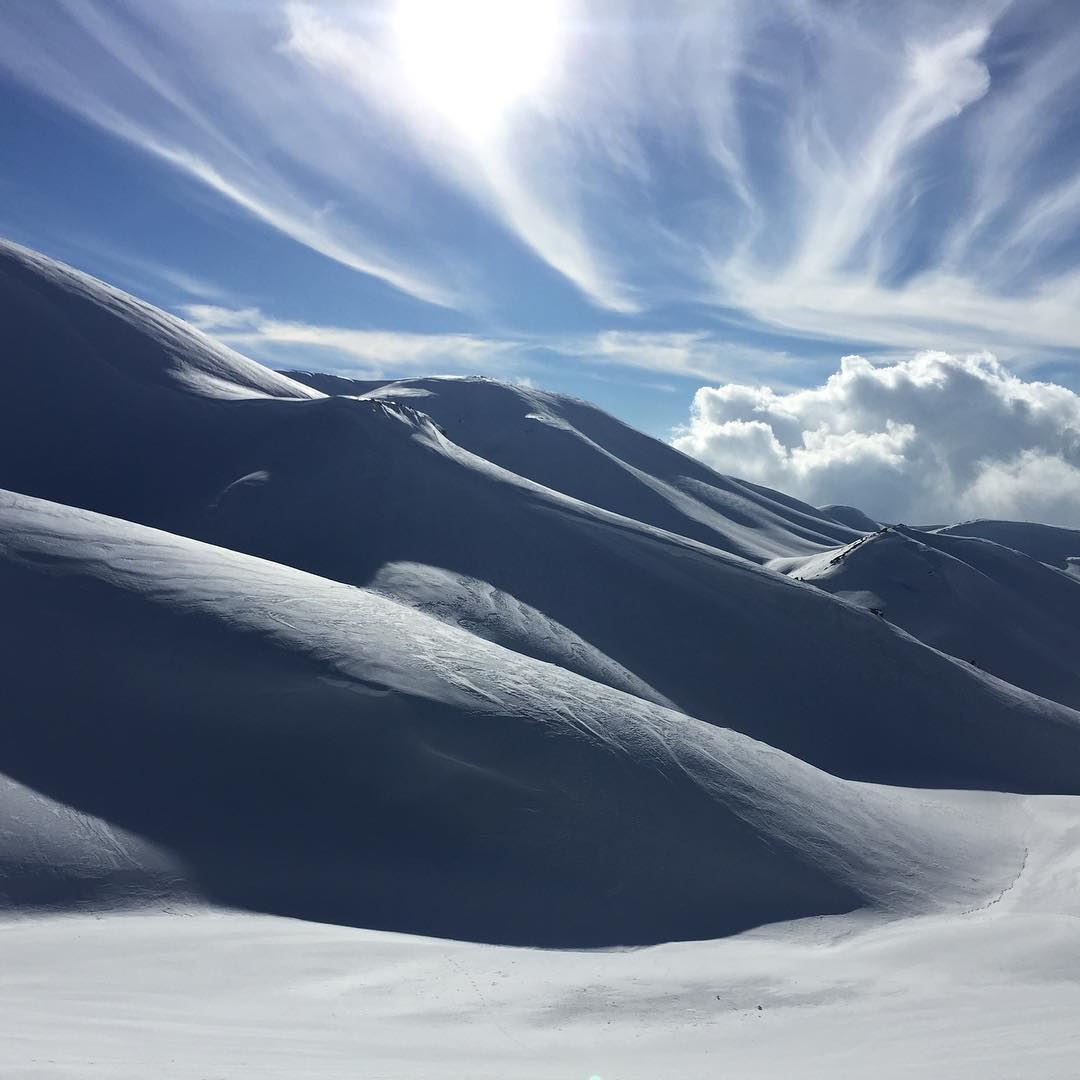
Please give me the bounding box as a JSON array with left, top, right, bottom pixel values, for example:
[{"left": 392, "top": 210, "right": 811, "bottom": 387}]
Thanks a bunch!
[
  {"left": 783, "top": 525, "right": 1080, "bottom": 710},
  {"left": 0, "top": 488, "right": 1039, "bottom": 945},
  {"left": 0, "top": 238, "right": 319, "bottom": 529},
  {"left": 5, "top": 887, "right": 1080, "bottom": 1080},
  {"left": 0, "top": 773, "right": 186, "bottom": 912},
  {"left": 282, "top": 371, "right": 864, "bottom": 562},
  {"left": 937, "top": 519, "right": 1080, "bottom": 576},
  {"left": 2, "top": 246, "right": 1077, "bottom": 790},
  {"left": 6, "top": 377, "right": 1079, "bottom": 789},
  {"left": 3, "top": 241, "right": 1080, "bottom": 1075},
  {"left": 817, "top": 502, "right": 881, "bottom": 532}
]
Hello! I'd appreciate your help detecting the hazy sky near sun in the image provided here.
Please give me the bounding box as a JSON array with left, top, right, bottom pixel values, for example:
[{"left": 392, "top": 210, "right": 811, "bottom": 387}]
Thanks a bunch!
[{"left": 2, "top": 0, "right": 1080, "bottom": 521}]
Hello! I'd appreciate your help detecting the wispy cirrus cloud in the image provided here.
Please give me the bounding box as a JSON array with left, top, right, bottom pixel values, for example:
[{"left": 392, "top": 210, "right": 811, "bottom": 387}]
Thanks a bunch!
[
  {"left": 0, "top": 0, "right": 465, "bottom": 308},
  {"left": 284, "top": 0, "right": 1080, "bottom": 349},
  {"left": 558, "top": 331, "right": 798, "bottom": 385},
  {"left": 184, "top": 304, "right": 804, "bottom": 387},
  {"left": 182, "top": 305, "right": 517, "bottom": 377},
  {"left": 3, "top": 0, "right": 1080, "bottom": 361},
  {"left": 282, "top": 0, "right": 640, "bottom": 314}
]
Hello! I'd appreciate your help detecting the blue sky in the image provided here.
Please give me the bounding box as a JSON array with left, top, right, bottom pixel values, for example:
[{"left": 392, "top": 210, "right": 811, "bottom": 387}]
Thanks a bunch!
[{"left": 2, "top": 0, "right": 1080, "bottom": 445}]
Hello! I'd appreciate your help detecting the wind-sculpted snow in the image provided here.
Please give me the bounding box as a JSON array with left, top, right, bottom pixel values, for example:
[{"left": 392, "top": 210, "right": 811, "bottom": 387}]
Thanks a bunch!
[
  {"left": 0, "top": 240, "right": 318, "bottom": 402},
  {"left": 785, "top": 525, "right": 1080, "bottom": 710},
  {"left": 192, "top": 398, "right": 1080, "bottom": 792},
  {"left": 283, "top": 372, "right": 864, "bottom": 562},
  {"left": 0, "top": 491, "right": 1029, "bottom": 944},
  {"left": 0, "top": 238, "right": 319, "bottom": 527},
  {"left": 0, "top": 773, "right": 186, "bottom": 911},
  {"left": 936, "top": 519, "right": 1080, "bottom": 575},
  {"left": 367, "top": 561, "right": 676, "bottom": 708}
]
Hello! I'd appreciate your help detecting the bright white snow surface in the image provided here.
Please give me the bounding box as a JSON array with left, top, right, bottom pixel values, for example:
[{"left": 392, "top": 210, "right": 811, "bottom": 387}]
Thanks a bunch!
[{"left": 2, "top": 240, "right": 1080, "bottom": 1076}]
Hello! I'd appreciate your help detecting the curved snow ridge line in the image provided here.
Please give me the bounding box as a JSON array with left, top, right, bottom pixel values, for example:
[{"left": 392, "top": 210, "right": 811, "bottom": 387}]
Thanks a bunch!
[
  {"left": 779, "top": 523, "right": 1080, "bottom": 711},
  {"left": 367, "top": 562, "right": 677, "bottom": 710},
  {"left": 329, "top": 373, "right": 865, "bottom": 564},
  {"left": 0, "top": 238, "right": 321, "bottom": 401},
  {"left": 3, "top": 240, "right": 1075, "bottom": 792},
  {"left": 935, "top": 519, "right": 1080, "bottom": 573},
  {"left": 0, "top": 489, "right": 1032, "bottom": 943},
  {"left": 0, "top": 773, "right": 190, "bottom": 914}
]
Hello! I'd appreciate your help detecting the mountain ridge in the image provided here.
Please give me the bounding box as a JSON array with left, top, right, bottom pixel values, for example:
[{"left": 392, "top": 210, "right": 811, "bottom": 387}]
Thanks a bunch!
[{"left": 1, "top": 239, "right": 1078, "bottom": 952}]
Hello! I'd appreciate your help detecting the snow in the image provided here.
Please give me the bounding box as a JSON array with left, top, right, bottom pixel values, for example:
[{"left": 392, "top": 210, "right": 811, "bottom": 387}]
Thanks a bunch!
[
  {"left": 2, "top": 242, "right": 1079, "bottom": 1076},
  {"left": 817, "top": 502, "right": 881, "bottom": 532},
  {"left": 3, "top": 487, "right": 1044, "bottom": 942},
  {"left": 782, "top": 525, "right": 1080, "bottom": 710},
  {"left": 283, "top": 371, "right": 867, "bottom": 563},
  {"left": 4, "top": 885, "right": 1080, "bottom": 1079},
  {"left": 0, "top": 239, "right": 319, "bottom": 402},
  {"left": 936, "top": 519, "right": 1080, "bottom": 574}
]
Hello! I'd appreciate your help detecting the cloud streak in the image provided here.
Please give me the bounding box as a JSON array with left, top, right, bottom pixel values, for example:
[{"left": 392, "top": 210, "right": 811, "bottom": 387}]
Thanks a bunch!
[
  {"left": 2, "top": 0, "right": 1080, "bottom": 359},
  {"left": 183, "top": 305, "right": 516, "bottom": 377},
  {"left": 559, "top": 331, "right": 798, "bottom": 384},
  {"left": 0, "top": 0, "right": 465, "bottom": 307}
]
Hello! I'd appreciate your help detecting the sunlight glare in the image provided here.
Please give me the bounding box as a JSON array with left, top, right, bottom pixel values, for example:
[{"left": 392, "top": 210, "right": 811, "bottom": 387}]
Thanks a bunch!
[{"left": 392, "top": 0, "right": 567, "bottom": 139}]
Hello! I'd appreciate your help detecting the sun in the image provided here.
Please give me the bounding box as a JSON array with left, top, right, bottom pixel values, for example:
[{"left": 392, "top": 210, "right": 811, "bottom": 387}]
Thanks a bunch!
[{"left": 392, "top": 0, "right": 568, "bottom": 140}]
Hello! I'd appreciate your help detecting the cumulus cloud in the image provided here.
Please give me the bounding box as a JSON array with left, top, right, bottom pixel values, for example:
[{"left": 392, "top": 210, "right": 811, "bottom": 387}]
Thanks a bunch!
[{"left": 672, "top": 352, "right": 1080, "bottom": 527}]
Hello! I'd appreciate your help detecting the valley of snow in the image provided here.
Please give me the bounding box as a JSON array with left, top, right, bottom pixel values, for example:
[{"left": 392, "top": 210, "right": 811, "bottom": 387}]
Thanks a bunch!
[{"left": 2, "top": 237, "right": 1079, "bottom": 1077}]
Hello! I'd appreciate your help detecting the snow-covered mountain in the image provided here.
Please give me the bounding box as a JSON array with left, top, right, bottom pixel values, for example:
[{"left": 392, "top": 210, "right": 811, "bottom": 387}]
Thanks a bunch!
[
  {"left": 2, "top": 239, "right": 1080, "bottom": 1076},
  {"left": 780, "top": 523, "right": 1080, "bottom": 710}
]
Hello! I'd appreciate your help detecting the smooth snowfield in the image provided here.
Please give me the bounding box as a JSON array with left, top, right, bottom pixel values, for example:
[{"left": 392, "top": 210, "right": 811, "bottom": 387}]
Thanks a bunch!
[
  {"left": 4, "top": 867, "right": 1080, "bottom": 1080},
  {"left": 3, "top": 241, "right": 1080, "bottom": 1076}
]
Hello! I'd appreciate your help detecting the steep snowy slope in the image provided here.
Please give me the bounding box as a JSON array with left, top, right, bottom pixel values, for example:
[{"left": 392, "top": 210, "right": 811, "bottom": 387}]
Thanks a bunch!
[
  {"left": 282, "top": 372, "right": 863, "bottom": 562},
  {"left": 0, "top": 490, "right": 1033, "bottom": 944},
  {"left": 0, "top": 240, "right": 318, "bottom": 402},
  {"left": 3, "top": 238, "right": 1080, "bottom": 1076},
  {"left": 195, "top": 399, "right": 1080, "bottom": 792},
  {"left": 937, "top": 519, "right": 1080, "bottom": 577},
  {"left": 783, "top": 526, "right": 1080, "bottom": 710},
  {"left": 0, "top": 238, "right": 319, "bottom": 528},
  {"left": 2, "top": 244, "right": 1079, "bottom": 793}
]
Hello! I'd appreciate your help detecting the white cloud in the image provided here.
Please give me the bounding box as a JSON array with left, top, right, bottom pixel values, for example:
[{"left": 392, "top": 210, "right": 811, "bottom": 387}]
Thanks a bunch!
[
  {"left": 283, "top": 0, "right": 640, "bottom": 314},
  {"left": 183, "top": 307, "right": 805, "bottom": 385},
  {"left": 960, "top": 451, "right": 1080, "bottom": 527},
  {"left": 0, "top": 0, "right": 464, "bottom": 309},
  {"left": 561, "top": 331, "right": 797, "bottom": 384},
  {"left": 672, "top": 352, "right": 1080, "bottom": 527},
  {"left": 4, "top": 0, "right": 1080, "bottom": 361},
  {"left": 183, "top": 306, "right": 515, "bottom": 377}
]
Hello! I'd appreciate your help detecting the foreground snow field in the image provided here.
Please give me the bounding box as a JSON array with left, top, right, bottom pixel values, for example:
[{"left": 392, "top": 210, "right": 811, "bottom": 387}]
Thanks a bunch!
[
  {"left": 2, "top": 238, "right": 1080, "bottom": 1076},
  {"left": 4, "top": 892, "right": 1080, "bottom": 1080}
]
